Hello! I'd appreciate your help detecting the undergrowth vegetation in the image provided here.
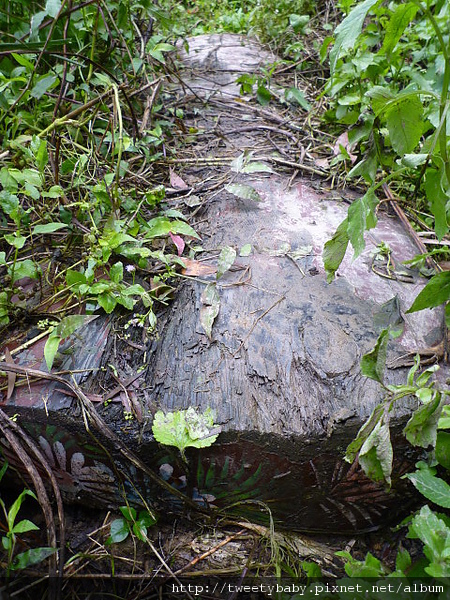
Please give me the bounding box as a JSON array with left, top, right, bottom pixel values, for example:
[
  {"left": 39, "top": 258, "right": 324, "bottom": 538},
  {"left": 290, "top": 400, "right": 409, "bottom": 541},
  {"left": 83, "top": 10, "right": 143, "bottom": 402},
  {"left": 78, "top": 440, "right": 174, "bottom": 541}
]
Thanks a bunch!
[{"left": 0, "top": 0, "right": 450, "bottom": 590}]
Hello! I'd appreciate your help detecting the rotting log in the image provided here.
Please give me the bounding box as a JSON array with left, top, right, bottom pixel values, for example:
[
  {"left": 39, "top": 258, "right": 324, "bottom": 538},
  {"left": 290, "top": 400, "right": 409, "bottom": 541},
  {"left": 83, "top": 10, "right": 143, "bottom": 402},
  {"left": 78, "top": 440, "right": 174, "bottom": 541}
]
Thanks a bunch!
[{"left": 0, "top": 34, "right": 448, "bottom": 534}]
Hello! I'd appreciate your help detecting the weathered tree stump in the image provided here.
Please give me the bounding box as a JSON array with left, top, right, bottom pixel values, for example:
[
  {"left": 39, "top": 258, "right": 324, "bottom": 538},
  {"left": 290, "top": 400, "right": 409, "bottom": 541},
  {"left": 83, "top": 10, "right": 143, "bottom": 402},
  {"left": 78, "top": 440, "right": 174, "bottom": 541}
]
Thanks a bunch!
[{"left": 0, "top": 34, "right": 446, "bottom": 534}]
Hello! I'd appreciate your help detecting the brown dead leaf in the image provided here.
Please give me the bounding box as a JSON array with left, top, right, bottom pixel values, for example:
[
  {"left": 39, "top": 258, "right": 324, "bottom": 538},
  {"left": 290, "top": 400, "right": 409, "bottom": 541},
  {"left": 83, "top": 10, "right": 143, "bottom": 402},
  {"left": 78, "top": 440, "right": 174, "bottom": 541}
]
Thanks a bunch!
[
  {"left": 334, "top": 132, "right": 357, "bottom": 163},
  {"left": 169, "top": 168, "right": 189, "bottom": 190},
  {"left": 181, "top": 258, "right": 216, "bottom": 277}
]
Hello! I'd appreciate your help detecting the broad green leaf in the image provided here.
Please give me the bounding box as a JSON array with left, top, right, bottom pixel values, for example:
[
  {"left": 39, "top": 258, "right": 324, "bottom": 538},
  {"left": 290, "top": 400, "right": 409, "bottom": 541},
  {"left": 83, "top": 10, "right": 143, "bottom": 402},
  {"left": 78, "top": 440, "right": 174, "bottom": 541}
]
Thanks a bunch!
[
  {"left": 385, "top": 97, "right": 423, "bottom": 155},
  {"left": 348, "top": 149, "right": 378, "bottom": 184},
  {"left": 436, "top": 431, "right": 450, "bottom": 470},
  {"left": 30, "top": 136, "right": 48, "bottom": 172},
  {"left": 424, "top": 170, "right": 448, "bottom": 241},
  {"left": 12, "top": 519, "right": 39, "bottom": 534},
  {"left": 347, "top": 189, "right": 378, "bottom": 257},
  {"left": 109, "top": 518, "right": 129, "bottom": 544},
  {"left": 97, "top": 292, "right": 117, "bottom": 314},
  {"left": 10, "top": 259, "right": 41, "bottom": 283},
  {"left": 110, "top": 262, "right": 123, "bottom": 284},
  {"left": 256, "top": 85, "right": 272, "bottom": 106},
  {"left": 32, "top": 222, "right": 68, "bottom": 234},
  {"left": 4, "top": 233, "right": 26, "bottom": 249},
  {"left": 439, "top": 405, "right": 450, "bottom": 430},
  {"left": 12, "top": 52, "right": 34, "bottom": 71},
  {"left": 404, "top": 392, "right": 443, "bottom": 448},
  {"left": 360, "top": 328, "right": 389, "bottom": 384},
  {"left": 239, "top": 244, "right": 252, "bottom": 257},
  {"left": 152, "top": 407, "right": 220, "bottom": 454},
  {"left": 66, "top": 270, "right": 86, "bottom": 288},
  {"left": 366, "top": 86, "right": 395, "bottom": 117},
  {"left": 401, "top": 154, "right": 428, "bottom": 168},
  {"left": 407, "top": 271, "right": 450, "bottom": 312},
  {"left": 171, "top": 220, "right": 200, "bottom": 239},
  {"left": 329, "top": 0, "right": 380, "bottom": 76},
  {"left": 289, "top": 14, "right": 310, "bottom": 34},
  {"left": 138, "top": 510, "right": 157, "bottom": 528},
  {"left": 11, "top": 547, "right": 57, "bottom": 571},
  {"left": 217, "top": 246, "right": 236, "bottom": 279},
  {"left": 30, "top": 75, "right": 58, "bottom": 100},
  {"left": 359, "top": 419, "right": 393, "bottom": 484},
  {"left": 381, "top": 3, "right": 418, "bottom": 56},
  {"left": 119, "top": 506, "right": 137, "bottom": 521},
  {"left": 323, "top": 217, "right": 349, "bottom": 282},
  {"left": 345, "top": 403, "right": 384, "bottom": 463},
  {"left": 55, "top": 315, "right": 97, "bottom": 339},
  {"left": 285, "top": 88, "right": 311, "bottom": 110},
  {"left": 44, "top": 334, "right": 61, "bottom": 371},
  {"left": 200, "top": 283, "right": 220, "bottom": 339},
  {"left": 409, "top": 505, "right": 450, "bottom": 566},
  {"left": 45, "top": 0, "right": 62, "bottom": 17},
  {"left": 395, "top": 548, "right": 411, "bottom": 573},
  {"left": 225, "top": 183, "right": 261, "bottom": 202}
]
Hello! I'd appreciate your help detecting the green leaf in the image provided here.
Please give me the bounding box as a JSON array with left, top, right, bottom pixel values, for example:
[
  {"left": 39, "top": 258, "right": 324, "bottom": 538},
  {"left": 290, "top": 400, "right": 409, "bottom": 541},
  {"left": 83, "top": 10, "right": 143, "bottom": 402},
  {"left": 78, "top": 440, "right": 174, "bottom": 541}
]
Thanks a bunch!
[
  {"left": 385, "top": 97, "right": 423, "bottom": 155},
  {"left": 30, "top": 75, "right": 58, "bottom": 100},
  {"left": 152, "top": 407, "right": 220, "bottom": 454},
  {"left": 395, "top": 548, "right": 411, "bottom": 574},
  {"left": 239, "top": 244, "right": 252, "bottom": 257},
  {"left": 424, "top": 170, "right": 448, "bottom": 241},
  {"left": 45, "top": 0, "right": 62, "bottom": 17},
  {"left": 407, "top": 271, "right": 450, "bottom": 312},
  {"left": 217, "top": 246, "right": 236, "bottom": 279},
  {"left": 11, "top": 547, "right": 57, "bottom": 571},
  {"left": 12, "top": 519, "right": 39, "bottom": 534},
  {"left": 44, "top": 334, "right": 61, "bottom": 371},
  {"left": 32, "top": 222, "right": 68, "bottom": 235},
  {"left": 359, "top": 419, "right": 393, "bottom": 484},
  {"left": 406, "top": 466, "right": 450, "bottom": 508},
  {"left": 323, "top": 217, "right": 349, "bottom": 282},
  {"left": 285, "top": 88, "right": 311, "bottom": 110},
  {"left": 225, "top": 183, "right": 261, "bottom": 202},
  {"left": 360, "top": 328, "right": 389, "bottom": 384},
  {"left": 97, "top": 292, "right": 117, "bottom": 314},
  {"left": 109, "top": 518, "right": 130, "bottom": 544},
  {"left": 345, "top": 403, "right": 385, "bottom": 463},
  {"left": 10, "top": 259, "right": 41, "bottom": 283},
  {"left": 289, "top": 14, "right": 310, "bottom": 34},
  {"left": 110, "top": 262, "right": 123, "bottom": 284},
  {"left": 30, "top": 136, "right": 48, "bottom": 172},
  {"left": 366, "top": 86, "right": 395, "bottom": 117},
  {"left": 347, "top": 189, "right": 378, "bottom": 257},
  {"left": 256, "top": 85, "right": 272, "bottom": 106},
  {"left": 200, "top": 283, "right": 220, "bottom": 339},
  {"left": 439, "top": 405, "right": 450, "bottom": 430},
  {"left": 381, "top": 3, "right": 418, "bottom": 56},
  {"left": 436, "top": 431, "right": 450, "bottom": 470},
  {"left": 119, "top": 506, "right": 137, "bottom": 521},
  {"left": 329, "top": 0, "right": 380, "bottom": 76},
  {"left": 4, "top": 233, "right": 26, "bottom": 249},
  {"left": 8, "top": 489, "right": 37, "bottom": 530},
  {"left": 408, "top": 505, "right": 450, "bottom": 573},
  {"left": 55, "top": 315, "right": 96, "bottom": 339},
  {"left": 404, "top": 392, "right": 443, "bottom": 448}
]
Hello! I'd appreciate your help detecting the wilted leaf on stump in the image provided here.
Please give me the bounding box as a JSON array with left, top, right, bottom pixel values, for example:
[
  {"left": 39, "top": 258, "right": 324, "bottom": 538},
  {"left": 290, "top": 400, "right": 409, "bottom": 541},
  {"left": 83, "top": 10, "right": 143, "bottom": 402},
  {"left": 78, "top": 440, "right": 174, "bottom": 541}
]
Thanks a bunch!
[{"left": 200, "top": 283, "right": 220, "bottom": 339}]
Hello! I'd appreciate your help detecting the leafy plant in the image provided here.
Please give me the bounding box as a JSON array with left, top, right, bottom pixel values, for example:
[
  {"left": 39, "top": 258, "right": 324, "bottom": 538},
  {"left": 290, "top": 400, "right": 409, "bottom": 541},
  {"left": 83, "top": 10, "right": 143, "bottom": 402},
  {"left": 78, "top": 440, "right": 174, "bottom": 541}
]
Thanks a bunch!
[
  {"left": 0, "top": 462, "right": 56, "bottom": 575},
  {"left": 322, "top": 0, "right": 450, "bottom": 299},
  {"left": 152, "top": 407, "right": 221, "bottom": 461},
  {"left": 107, "top": 505, "right": 157, "bottom": 545}
]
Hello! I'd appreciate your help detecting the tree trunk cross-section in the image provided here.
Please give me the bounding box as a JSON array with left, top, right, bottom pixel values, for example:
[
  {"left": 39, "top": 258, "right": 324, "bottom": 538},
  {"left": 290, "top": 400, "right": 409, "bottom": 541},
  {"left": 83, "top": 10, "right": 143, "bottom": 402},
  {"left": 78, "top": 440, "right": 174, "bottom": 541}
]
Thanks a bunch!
[{"left": 0, "top": 34, "right": 447, "bottom": 534}]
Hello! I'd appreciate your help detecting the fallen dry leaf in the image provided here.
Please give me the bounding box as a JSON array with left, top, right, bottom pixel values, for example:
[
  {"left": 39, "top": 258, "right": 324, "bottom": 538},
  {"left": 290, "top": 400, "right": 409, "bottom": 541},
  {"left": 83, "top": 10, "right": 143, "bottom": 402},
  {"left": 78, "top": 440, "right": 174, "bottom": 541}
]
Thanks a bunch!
[
  {"left": 181, "top": 258, "right": 216, "bottom": 276},
  {"left": 169, "top": 168, "right": 189, "bottom": 190}
]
